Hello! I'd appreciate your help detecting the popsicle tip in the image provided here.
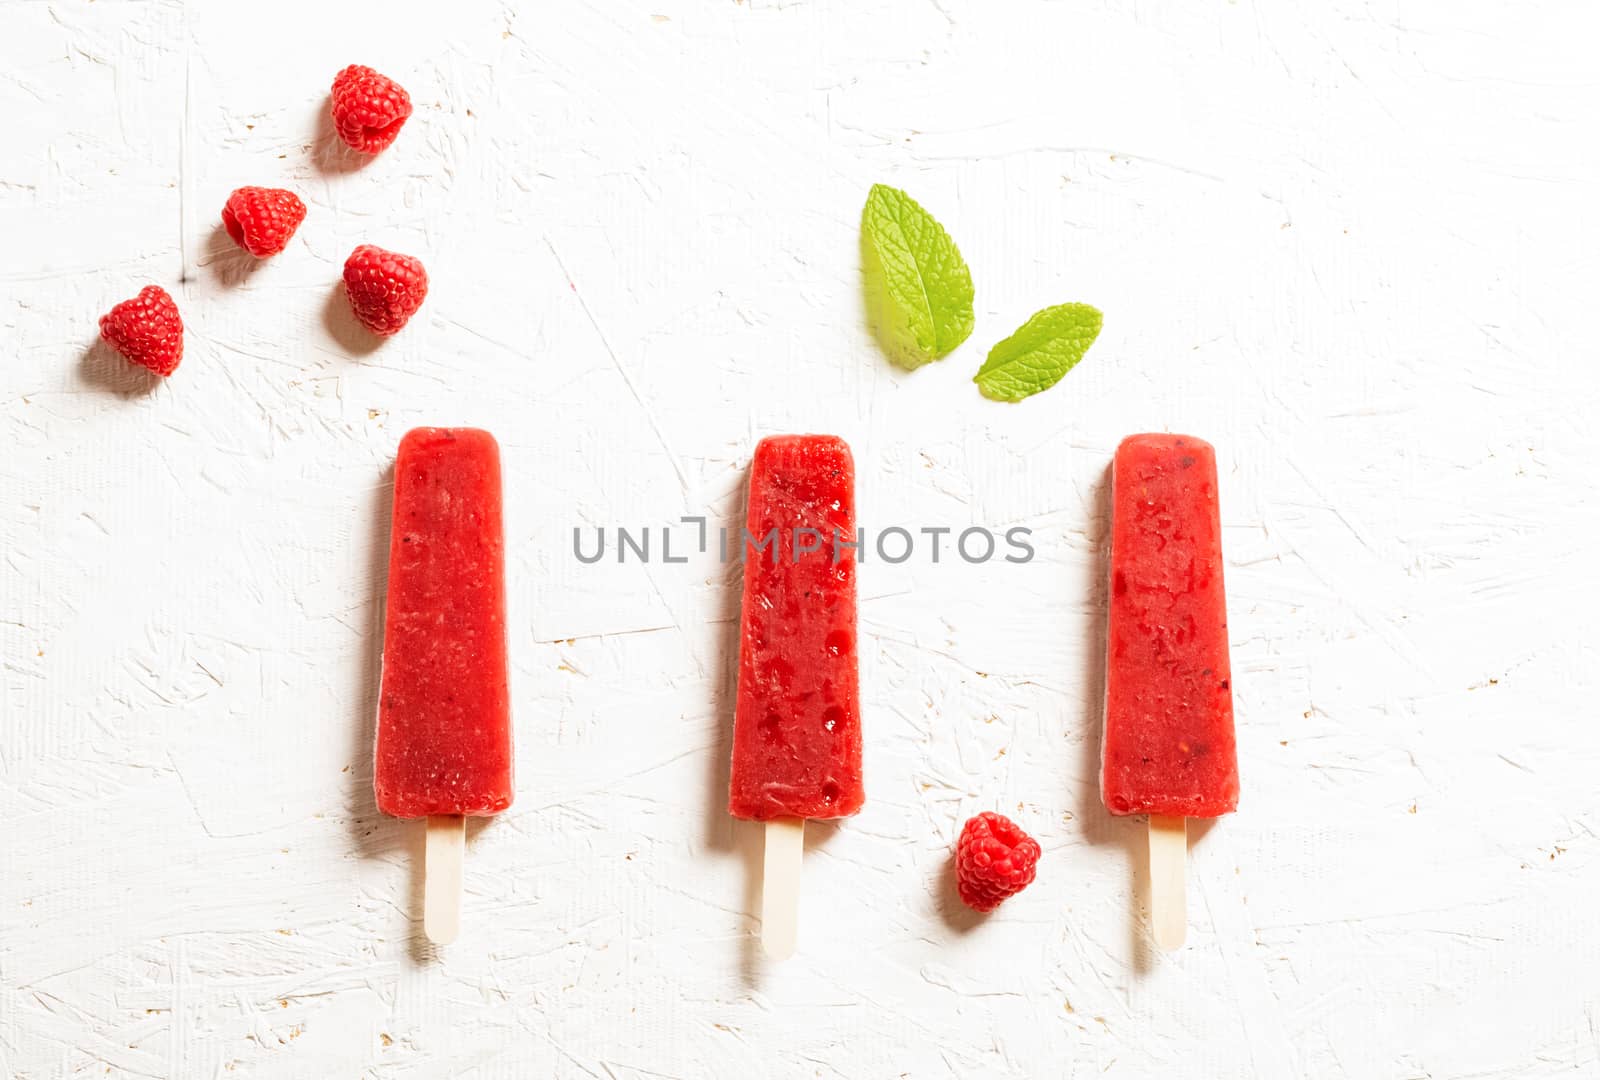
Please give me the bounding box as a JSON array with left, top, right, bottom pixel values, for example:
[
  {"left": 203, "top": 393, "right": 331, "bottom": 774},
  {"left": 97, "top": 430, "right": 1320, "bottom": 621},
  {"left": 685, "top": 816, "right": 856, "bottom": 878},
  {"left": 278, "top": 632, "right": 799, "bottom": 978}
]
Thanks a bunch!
[
  {"left": 424, "top": 914, "right": 461, "bottom": 946},
  {"left": 1152, "top": 919, "right": 1187, "bottom": 951},
  {"left": 761, "top": 922, "right": 798, "bottom": 961}
]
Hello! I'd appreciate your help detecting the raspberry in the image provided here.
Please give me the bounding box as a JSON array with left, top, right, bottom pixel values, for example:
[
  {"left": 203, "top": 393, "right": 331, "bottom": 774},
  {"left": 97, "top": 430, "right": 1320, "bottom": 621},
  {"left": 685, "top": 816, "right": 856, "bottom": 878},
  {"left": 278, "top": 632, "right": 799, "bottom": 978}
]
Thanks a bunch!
[
  {"left": 98, "top": 286, "right": 184, "bottom": 376},
  {"left": 343, "top": 245, "right": 428, "bottom": 336},
  {"left": 221, "top": 187, "right": 307, "bottom": 257},
  {"left": 955, "top": 811, "right": 1041, "bottom": 913},
  {"left": 330, "top": 65, "right": 413, "bottom": 154}
]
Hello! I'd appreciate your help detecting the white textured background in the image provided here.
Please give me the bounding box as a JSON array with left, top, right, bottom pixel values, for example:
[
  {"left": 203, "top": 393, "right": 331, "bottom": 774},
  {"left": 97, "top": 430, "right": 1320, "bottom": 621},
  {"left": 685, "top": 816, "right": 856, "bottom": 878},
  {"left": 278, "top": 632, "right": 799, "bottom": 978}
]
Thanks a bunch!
[{"left": 3, "top": 1, "right": 1598, "bottom": 1077}]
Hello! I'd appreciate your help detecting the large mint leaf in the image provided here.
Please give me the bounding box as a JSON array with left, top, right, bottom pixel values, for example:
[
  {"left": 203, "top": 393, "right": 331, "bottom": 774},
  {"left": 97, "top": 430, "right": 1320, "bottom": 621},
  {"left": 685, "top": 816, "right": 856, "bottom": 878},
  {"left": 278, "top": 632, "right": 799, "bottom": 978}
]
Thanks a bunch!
[{"left": 861, "top": 184, "right": 975, "bottom": 369}]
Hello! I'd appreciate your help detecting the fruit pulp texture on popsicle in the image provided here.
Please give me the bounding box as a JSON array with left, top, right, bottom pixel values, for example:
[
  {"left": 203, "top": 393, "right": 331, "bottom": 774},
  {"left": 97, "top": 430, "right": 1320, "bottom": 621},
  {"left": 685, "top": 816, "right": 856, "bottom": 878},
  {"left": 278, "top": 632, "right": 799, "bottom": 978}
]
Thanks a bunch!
[
  {"left": 375, "top": 427, "right": 513, "bottom": 818},
  {"left": 729, "top": 435, "right": 864, "bottom": 821},
  {"left": 1101, "top": 434, "right": 1238, "bottom": 817}
]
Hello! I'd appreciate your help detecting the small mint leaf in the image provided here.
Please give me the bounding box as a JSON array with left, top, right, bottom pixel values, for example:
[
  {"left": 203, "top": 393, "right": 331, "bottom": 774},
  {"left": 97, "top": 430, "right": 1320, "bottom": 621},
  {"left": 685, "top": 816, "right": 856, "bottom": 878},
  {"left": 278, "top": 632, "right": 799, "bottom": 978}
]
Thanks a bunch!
[
  {"left": 974, "top": 303, "right": 1103, "bottom": 402},
  {"left": 861, "top": 184, "right": 975, "bottom": 370}
]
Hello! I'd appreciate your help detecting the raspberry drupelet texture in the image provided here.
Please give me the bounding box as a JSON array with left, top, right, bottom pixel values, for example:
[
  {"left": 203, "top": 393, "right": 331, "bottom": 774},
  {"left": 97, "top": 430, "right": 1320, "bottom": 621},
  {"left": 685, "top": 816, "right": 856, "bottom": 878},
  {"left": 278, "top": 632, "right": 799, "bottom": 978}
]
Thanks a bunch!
[
  {"left": 98, "top": 285, "right": 184, "bottom": 376},
  {"left": 955, "top": 811, "right": 1041, "bottom": 913},
  {"left": 221, "top": 187, "right": 307, "bottom": 257},
  {"left": 330, "top": 65, "right": 413, "bottom": 154},
  {"left": 343, "top": 245, "right": 429, "bottom": 336}
]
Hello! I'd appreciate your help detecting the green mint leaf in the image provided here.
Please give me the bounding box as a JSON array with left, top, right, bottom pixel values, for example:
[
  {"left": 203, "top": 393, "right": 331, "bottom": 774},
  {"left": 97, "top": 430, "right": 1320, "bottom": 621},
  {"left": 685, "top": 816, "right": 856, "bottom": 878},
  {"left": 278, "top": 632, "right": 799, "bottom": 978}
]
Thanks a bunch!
[
  {"left": 861, "top": 183, "right": 975, "bottom": 369},
  {"left": 974, "top": 303, "right": 1103, "bottom": 402}
]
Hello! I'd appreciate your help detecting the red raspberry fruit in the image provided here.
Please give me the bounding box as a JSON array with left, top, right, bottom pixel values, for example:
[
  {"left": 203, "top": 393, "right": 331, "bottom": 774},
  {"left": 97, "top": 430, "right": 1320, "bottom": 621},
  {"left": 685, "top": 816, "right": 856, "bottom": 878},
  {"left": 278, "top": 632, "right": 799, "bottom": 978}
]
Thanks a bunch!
[
  {"left": 330, "top": 64, "right": 413, "bottom": 154},
  {"left": 956, "top": 811, "right": 1041, "bottom": 913},
  {"left": 221, "top": 187, "right": 307, "bottom": 257},
  {"left": 343, "top": 245, "right": 428, "bottom": 337},
  {"left": 98, "top": 286, "right": 184, "bottom": 376}
]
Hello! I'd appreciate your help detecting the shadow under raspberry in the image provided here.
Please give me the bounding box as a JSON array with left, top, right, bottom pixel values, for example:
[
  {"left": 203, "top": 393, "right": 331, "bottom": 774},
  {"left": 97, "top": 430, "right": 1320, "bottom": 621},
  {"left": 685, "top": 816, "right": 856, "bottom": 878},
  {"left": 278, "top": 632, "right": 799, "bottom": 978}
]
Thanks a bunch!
[
  {"left": 78, "top": 336, "right": 162, "bottom": 397},
  {"left": 321, "top": 280, "right": 386, "bottom": 357}
]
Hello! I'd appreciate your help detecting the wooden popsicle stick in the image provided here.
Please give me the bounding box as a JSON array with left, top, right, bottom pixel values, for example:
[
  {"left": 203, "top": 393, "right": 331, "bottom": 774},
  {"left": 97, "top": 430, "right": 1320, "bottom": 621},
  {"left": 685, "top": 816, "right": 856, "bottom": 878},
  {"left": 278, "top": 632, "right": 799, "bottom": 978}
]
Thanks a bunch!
[
  {"left": 761, "top": 818, "right": 805, "bottom": 960},
  {"left": 424, "top": 814, "right": 466, "bottom": 945},
  {"left": 1148, "top": 814, "right": 1188, "bottom": 950}
]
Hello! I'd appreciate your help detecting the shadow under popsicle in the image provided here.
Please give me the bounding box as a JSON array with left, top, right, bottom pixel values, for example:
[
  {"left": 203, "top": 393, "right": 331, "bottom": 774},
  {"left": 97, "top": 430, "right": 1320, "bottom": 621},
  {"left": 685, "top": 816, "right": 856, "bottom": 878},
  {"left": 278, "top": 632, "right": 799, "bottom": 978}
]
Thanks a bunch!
[
  {"left": 703, "top": 513, "right": 746, "bottom": 862},
  {"left": 346, "top": 463, "right": 424, "bottom": 955},
  {"left": 350, "top": 464, "right": 398, "bottom": 854},
  {"left": 1072, "top": 463, "right": 1155, "bottom": 970},
  {"left": 695, "top": 476, "right": 762, "bottom": 979}
]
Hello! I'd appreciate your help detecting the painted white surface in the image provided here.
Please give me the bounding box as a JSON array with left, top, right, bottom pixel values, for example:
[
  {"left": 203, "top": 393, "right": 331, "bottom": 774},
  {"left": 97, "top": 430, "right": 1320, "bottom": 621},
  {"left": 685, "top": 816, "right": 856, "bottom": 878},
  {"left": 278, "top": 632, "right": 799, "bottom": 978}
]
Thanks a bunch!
[{"left": 2, "top": 0, "right": 1597, "bottom": 1076}]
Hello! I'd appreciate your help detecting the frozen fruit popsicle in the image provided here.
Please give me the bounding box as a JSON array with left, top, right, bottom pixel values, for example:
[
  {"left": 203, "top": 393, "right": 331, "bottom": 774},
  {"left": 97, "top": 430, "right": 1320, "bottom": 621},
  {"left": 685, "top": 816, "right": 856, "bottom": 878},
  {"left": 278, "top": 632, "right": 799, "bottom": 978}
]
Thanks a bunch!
[
  {"left": 375, "top": 427, "right": 512, "bottom": 943},
  {"left": 1101, "top": 433, "right": 1237, "bottom": 949},
  {"left": 729, "top": 434, "right": 862, "bottom": 958}
]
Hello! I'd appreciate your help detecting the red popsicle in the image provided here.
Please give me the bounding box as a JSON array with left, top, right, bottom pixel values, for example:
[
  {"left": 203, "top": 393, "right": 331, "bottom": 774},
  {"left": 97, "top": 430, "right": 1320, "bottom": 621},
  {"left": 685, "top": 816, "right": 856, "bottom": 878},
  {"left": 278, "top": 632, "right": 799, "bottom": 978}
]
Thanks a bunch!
[
  {"left": 729, "top": 434, "right": 862, "bottom": 959},
  {"left": 374, "top": 427, "right": 511, "bottom": 945},
  {"left": 1101, "top": 433, "right": 1237, "bottom": 948},
  {"left": 730, "top": 434, "right": 863, "bottom": 822},
  {"left": 375, "top": 427, "right": 513, "bottom": 819}
]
